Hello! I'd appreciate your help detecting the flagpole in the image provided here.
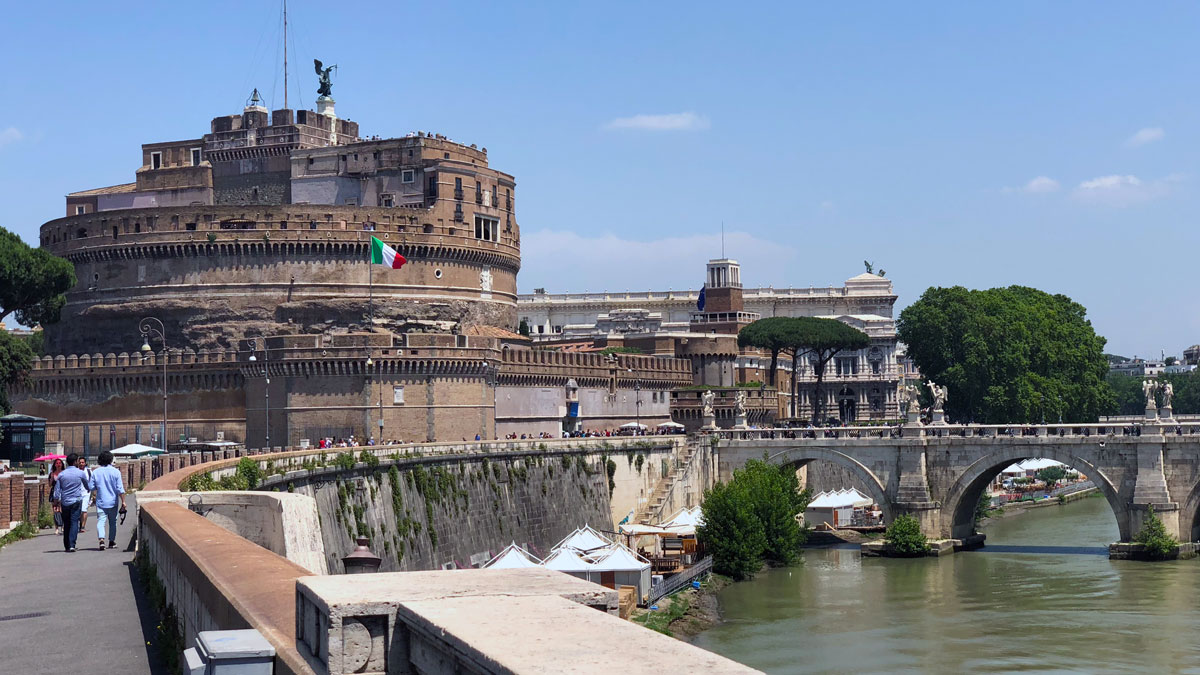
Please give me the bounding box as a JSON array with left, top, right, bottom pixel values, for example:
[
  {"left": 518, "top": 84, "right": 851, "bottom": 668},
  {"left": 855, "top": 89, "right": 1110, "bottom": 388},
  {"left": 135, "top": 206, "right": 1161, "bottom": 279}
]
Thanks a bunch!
[{"left": 368, "top": 249, "right": 374, "bottom": 326}]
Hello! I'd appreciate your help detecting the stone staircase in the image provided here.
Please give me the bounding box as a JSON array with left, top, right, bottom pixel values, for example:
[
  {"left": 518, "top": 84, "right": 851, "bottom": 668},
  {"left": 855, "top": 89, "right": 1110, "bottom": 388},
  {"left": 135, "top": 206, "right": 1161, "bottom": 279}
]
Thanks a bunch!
[{"left": 633, "top": 441, "right": 699, "bottom": 525}]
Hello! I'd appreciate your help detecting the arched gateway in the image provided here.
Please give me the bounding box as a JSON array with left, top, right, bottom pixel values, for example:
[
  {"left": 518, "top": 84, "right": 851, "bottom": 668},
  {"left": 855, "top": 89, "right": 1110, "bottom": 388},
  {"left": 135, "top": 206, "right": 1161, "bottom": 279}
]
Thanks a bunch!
[{"left": 717, "top": 424, "right": 1200, "bottom": 543}]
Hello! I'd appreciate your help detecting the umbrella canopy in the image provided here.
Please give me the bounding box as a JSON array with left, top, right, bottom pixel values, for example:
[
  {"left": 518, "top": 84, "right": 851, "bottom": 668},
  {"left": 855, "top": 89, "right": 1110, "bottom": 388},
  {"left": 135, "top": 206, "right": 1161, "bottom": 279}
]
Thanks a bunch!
[
  {"left": 483, "top": 542, "right": 541, "bottom": 569},
  {"left": 656, "top": 421, "right": 686, "bottom": 429},
  {"left": 111, "top": 443, "right": 167, "bottom": 458},
  {"left": 619, "top": 422, "right": 647, "bottom": 429},
  {"left": 33, "top": 454, "right": 66, "bottom": 462}
]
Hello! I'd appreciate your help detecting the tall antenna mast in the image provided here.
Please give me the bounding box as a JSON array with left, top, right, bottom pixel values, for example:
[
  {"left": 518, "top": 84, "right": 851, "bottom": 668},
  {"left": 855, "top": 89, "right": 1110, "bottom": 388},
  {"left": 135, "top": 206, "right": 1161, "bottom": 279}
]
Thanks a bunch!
[
  {"left": 283, "top": 0, "right": 289, "bottom": 110},
  {"left": 721, "top": 221, "right": 725, "bottom": 258}
]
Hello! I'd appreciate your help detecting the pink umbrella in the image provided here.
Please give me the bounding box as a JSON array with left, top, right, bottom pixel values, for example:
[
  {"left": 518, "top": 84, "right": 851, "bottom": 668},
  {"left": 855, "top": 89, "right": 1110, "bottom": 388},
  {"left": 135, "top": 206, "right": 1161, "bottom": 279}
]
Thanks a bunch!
[{"left": 33, "top": 454, "right": 66, "bottom": 462}]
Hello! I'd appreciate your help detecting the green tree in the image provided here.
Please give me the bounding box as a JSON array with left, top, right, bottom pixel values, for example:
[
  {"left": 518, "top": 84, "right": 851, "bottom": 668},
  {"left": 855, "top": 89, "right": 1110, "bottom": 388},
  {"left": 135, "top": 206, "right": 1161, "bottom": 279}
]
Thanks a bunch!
[
  {"left": 697, "top": 458, "right": 811, "bottom": 579},
  {"left": 898, "top": 285, "right": 1113, "bottom": 423},
  {"left": 517, "top": 318, "right": 530, "bottom": 337},
  {"left": 0, "top": 226, "right": 76, "bottom": 326},
  {"left": 1133, "top": 506, "right": 1178, "bottom": 560},
  {"left": 737, "top": 317, "right": 795, "bottom": 390},
  {"left": 883, "top": 514, "right": 929, "bottom": 557},
  {"left": 1106, "top": 373, "right": 1145, "bottom": 416},
  {"left": 697, "top": 480, "right": 766, "bottom": 580},
  {"left": 1036, "top": 465, "right": 1067, "bottom": 487},
  {"left": 0, "top": 331, "right": 34, "bottom": 415},
  {"left": 789, "top": 317, "right": 870, "bottom": 424}
]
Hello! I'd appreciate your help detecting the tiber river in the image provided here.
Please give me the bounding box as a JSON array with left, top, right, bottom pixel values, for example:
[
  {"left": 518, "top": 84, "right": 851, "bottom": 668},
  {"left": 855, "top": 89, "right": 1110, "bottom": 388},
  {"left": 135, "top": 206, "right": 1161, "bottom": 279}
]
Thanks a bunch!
[{"left": 691, "top": 495, "right": 1200, "bottom": 674}]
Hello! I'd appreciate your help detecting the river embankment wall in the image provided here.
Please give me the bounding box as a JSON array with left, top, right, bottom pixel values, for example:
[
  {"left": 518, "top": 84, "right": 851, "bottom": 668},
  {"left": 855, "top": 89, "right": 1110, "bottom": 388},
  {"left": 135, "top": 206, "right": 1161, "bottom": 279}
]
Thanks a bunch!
[{"left": 273, "top": 438, "right": 692, "bottom": 572}]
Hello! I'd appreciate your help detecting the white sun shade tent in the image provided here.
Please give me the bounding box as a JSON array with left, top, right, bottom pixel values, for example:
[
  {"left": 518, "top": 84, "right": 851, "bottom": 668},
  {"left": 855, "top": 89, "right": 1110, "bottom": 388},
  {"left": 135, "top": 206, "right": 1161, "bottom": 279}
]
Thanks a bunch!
[
  {"left": 483, "top": 542, "right": 541, "bottom": 569},
  {"left": 542, "top": 547, "right": 599, "bottom": 584},
  {"left": 552, "top": 525, "right": 612, "bottom": 558},
  {"left": 804, "top": 488, "right": 874, "bottom": 528},
  {"left": 590, "top": 543, "right": 653, "bottom": 602},
  {"left": 659, "top": 506, "right": 705, "bottom": 535}
]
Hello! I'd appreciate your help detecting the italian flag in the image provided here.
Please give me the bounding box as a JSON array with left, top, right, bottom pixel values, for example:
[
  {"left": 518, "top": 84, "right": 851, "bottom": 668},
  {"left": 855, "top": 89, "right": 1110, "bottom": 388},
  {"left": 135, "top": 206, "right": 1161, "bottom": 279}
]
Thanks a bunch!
[{"left": 370, "top": 236, "right": 407, "bottom": 269}]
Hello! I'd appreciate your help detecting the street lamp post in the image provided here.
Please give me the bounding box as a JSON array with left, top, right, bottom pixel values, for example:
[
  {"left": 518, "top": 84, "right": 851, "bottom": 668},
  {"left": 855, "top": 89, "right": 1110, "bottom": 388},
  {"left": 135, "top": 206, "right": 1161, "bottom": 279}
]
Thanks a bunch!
[
  {"left": 248, "top": 339, "right": 269, "bottom": 449},
  {"left": 365, "top": 350, "right": 375, "bottom": 443},
  {"left": 634, "top": 382, "right": 642, "bottom": 436},
  {"left": 138, "top": 317, "right": 168, "bottom": 450}
]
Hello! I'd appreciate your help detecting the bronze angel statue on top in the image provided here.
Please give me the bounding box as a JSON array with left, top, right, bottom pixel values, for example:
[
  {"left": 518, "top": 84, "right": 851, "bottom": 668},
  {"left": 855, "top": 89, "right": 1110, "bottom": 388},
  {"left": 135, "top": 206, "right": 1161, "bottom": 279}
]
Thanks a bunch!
[{"left": 314, "top": 59, "right": 337, "bottom": 98}]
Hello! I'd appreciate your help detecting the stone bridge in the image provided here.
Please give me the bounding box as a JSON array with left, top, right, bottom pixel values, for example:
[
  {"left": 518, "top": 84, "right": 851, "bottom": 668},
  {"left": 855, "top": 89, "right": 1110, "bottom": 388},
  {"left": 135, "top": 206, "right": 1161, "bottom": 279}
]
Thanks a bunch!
[{"left": 717, "top": 422, "right": 1200, "bottom": 543}]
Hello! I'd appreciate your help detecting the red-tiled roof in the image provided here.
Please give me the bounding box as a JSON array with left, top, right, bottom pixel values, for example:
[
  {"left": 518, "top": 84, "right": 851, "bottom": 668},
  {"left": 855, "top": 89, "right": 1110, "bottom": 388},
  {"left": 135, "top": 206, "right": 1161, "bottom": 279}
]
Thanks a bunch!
[{"left": 68, "top": 183, "right": 136, "bottom": 197}]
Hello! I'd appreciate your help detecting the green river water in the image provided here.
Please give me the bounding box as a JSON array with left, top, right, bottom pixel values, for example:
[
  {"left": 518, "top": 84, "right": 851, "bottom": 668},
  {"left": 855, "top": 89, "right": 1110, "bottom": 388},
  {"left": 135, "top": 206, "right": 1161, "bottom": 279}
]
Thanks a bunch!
[{"left": 690, "top": 495, "right": 1200, "bottom": 674}]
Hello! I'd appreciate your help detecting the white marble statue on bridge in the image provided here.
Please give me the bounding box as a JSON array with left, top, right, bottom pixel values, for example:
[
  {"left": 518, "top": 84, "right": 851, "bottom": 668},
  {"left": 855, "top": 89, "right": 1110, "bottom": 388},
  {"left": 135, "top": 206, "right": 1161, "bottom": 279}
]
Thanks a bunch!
[
  {"left": 926, "top": 380, "right": 948, "bottom": 413},
  {"left": 1143, "top": 379, "right": 1159, "bottom": 408}
]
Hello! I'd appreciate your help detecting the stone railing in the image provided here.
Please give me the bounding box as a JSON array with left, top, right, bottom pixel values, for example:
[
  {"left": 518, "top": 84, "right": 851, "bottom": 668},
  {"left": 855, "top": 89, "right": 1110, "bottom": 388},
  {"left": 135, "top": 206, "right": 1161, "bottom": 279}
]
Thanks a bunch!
[
  {"left": 136, "top": 438, "right": 757, "bottom": 675},
  {"left": 712, "top": 421, "right": 1200, "bottom": 441}
]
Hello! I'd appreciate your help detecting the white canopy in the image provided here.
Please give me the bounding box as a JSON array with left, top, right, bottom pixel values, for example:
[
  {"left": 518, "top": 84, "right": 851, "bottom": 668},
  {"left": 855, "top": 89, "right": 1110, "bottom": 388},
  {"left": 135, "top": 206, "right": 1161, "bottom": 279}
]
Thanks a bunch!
[
  {"left": 542, "top": 548, "right": 596, "bottom": 572},
  {"left": 656, "top": 421, "right": 685, "bottom": 429},
  {"left": 110, "top": 443, "right": 166, "bottom": 457},
  {"left": 1002, "top": 458, "right": 1067, "bottom": 474},
  {"left": 619, "top": 523, "right": 668, "bottom": 536},
  {"left": 619, "top": 422, "right": 647, "bottom": 429},
  {"left": 590, "top": 544, "right": 651, "bottom": 572},
  {"left": 660, "top": 506, "right": 705, "bottom": 529},
  {"left": 483, "top": 542, "right": 541, "bottom": 569},
  {"left": 807, "top": 488, "right": 873, "bottom": 510},
  {"left": 552, "top": 525, "right": 612, "bottom": 555}
]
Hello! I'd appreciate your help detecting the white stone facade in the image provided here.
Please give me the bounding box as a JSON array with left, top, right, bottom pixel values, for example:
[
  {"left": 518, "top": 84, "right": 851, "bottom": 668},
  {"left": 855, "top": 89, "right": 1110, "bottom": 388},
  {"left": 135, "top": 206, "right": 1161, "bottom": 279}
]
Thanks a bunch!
[{"left": 518, "top": 272, "right": 905, "bottom": 421}]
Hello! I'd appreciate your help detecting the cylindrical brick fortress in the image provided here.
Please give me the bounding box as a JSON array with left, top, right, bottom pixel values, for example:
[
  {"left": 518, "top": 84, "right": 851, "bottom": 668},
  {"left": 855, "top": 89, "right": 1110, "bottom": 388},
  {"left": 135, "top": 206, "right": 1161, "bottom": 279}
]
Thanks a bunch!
[{"left": 39, "top": 204, "right": 520, "bottom": 354}]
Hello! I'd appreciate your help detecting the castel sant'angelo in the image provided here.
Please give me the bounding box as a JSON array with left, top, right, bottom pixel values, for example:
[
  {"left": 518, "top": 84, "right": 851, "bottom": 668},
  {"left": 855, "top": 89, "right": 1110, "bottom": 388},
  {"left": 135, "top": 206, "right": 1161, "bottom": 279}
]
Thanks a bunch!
[
  {"left": 11, "top": 79, "right": 694, "bottom": 450},
  {"left": 11, "top": 69, "right": 904, "bottom": 453}
]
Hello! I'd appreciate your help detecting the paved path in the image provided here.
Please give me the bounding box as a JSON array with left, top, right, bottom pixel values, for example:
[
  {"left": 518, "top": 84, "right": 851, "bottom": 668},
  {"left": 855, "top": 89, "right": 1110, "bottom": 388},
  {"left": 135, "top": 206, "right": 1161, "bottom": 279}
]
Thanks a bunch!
[{"left": 0, "top": 495, "right": 165, "bottom": 675}]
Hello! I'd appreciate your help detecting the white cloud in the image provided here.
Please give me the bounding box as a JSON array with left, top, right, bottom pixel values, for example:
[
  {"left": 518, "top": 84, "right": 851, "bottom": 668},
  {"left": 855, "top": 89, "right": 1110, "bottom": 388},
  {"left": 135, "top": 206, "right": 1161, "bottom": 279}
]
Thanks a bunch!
[
  {"left": 603, "top": 112, "right": 710, "bottom": 132},
  {"left": 519, "top": 229, "right": 795, "bottom": 292},
  {"left": 1073, "top": 173, "right": 1181, "bottom": 207},
  {"left": 0, "top": 127, "right": 22, "bottom": 148},
  {"left": 1003, "top": 176, "right": 1060, "bottom": 194},
  {"left": 1124, "top": 127, "right": 1164, "bottom": 148},
  {"left": 1079, "top": 174, "right": 1141, "bottom": 191}
]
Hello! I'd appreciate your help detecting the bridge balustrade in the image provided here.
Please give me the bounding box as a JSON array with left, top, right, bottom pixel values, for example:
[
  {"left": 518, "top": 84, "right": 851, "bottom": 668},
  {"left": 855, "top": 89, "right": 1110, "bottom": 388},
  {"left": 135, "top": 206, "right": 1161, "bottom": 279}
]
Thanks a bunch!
[{"left": 706, "top": 421, "right": 1200, "bottom": 442}]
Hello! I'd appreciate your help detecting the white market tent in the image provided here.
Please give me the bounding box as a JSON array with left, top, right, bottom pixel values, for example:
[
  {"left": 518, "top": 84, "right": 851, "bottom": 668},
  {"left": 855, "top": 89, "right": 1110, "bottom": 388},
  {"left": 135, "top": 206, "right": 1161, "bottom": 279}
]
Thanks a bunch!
[
  {"left": 110, "top": 443, "right": 166, "bottom": 459},
  {"left": 806, "top": 488, "right": 873, "bottom": 510},
  {"left": 590, "top": 543, "right": 653, "bottom": 602},
  {"left": 656, "top": 421, "right": 685, "bottom": 429},
  {"left": 659, "top": 506, "right": 705, "bottom": 535},
  {"left": 804, "top": 488, "right": 874, "bottom": 529},
  {"left": 483, "top": 542, "right": 541, "bottom": 569},
  {"left": 542, "top": 547, "right": 599, "bottom": 584},
  {"left": 1001, "top": 458, "right": 1068, "bottom": 475},
  {"left": 552, "top": 525, "right": 612, "bottom": 556},
  {"left": 619, "top": 422, "right": 647, "bottom": 430}
]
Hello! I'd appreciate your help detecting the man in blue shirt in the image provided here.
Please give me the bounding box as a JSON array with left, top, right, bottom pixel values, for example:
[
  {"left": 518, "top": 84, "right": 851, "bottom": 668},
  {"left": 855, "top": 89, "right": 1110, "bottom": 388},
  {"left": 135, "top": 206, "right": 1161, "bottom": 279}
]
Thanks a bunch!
[
  {"left": 52, "top": 452, "right": 89, "bottom": 552},
  {"left": 89, "top": 450, "right": 127, "bottom": 550}
]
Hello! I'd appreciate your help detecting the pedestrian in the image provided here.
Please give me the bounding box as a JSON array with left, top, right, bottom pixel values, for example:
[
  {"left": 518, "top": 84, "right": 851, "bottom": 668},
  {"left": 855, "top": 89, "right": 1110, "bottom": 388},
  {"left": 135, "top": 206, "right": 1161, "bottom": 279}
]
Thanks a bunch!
[
  {"left": 52, "top": 453, "right": 90, "bottom": 552},
  {"left": 48, "top": 458, "right": 65, "bottom": 535},
  {"left": 76, "top": 456, "right": 94, "bottom": 534},
  {"left": 88, "top": 451, "right": 126, "bottom": 550}
]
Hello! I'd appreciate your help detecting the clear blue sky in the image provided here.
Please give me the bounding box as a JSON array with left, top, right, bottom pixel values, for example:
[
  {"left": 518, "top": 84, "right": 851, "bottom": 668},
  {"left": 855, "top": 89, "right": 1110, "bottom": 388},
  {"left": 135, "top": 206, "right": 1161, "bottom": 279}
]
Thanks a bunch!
[{"left": 1, "top": 1, "right": 1196, "bottom": 358}]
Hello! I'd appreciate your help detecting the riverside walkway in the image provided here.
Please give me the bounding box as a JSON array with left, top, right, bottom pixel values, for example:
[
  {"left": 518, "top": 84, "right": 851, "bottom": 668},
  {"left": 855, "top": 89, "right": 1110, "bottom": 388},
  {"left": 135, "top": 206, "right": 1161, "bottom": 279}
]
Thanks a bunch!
[{"left": 0, "top": 495, "right": 162, "bottom": 675}]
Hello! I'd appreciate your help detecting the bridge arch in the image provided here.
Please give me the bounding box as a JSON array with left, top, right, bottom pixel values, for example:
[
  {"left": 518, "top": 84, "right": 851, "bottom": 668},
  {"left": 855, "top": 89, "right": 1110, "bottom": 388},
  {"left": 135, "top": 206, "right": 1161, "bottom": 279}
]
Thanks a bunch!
[
  {"left": 762, "top": 446, "right": 894, "bottom": 525},
  {"left": 1178, "top": 482, "right": 1200, "bottom": 542},
  {"left": 940, "top": 445, "right": 1126, "bottom": 541}
]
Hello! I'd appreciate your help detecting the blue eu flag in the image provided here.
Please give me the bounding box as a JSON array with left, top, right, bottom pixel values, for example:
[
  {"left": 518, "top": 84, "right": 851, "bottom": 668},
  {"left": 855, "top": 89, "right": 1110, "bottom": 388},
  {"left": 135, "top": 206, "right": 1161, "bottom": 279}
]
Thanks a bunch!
[{"left": 697, "top": 286, "right": 706, "bottom": 312}]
